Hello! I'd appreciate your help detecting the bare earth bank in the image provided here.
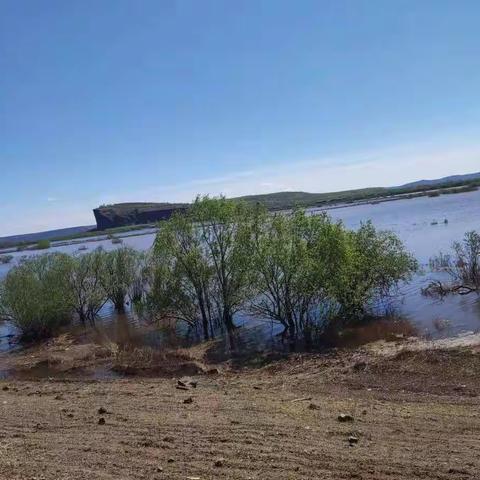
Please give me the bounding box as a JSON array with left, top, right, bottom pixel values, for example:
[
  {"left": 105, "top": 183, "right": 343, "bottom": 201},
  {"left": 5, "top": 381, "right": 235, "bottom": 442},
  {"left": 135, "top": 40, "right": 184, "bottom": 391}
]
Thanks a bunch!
[{"left": 1, "top": 336, "right": 480, "bottom": 480}]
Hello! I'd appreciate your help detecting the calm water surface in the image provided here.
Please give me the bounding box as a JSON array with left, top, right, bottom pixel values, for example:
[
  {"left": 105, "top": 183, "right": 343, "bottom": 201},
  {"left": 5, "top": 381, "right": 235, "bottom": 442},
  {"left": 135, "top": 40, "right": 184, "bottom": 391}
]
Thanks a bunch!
[{"left": 1, "top": 190, "right": 479, "bottom": 355}]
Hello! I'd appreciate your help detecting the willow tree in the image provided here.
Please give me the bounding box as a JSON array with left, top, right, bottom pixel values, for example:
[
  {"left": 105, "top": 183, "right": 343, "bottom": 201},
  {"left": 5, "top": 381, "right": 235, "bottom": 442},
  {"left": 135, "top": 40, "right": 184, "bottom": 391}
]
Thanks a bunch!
[
  {"left": 101, "top": 247, "right": 138, "bottom": 311},
  {"left": 151, "top": 211, "right": 215, "bottom": 340},
  {"left": 334, "top": 221, "right": 418, "bottom": 321},
  {"left": 192, "top": 196, "right": 260, "bottom": 333},
  {"left": 250, "top": 210, "right": 346, "bottom": 338},
  {"left": 149, "top": 196, "right": 261, "bottom": 338},
  {"left": 0, "top": 253, "right": 73, "bottom": 339},
  {"left": 67, "top": 248, "right": 108, "bottom": 323}
]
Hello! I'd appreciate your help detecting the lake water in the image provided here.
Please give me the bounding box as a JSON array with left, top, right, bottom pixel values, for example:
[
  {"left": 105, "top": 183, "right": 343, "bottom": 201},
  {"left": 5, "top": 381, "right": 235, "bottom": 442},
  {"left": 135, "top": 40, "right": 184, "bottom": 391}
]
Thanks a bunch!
[{"left": 1, "top": 189, "right": 480, "bottom": 355}]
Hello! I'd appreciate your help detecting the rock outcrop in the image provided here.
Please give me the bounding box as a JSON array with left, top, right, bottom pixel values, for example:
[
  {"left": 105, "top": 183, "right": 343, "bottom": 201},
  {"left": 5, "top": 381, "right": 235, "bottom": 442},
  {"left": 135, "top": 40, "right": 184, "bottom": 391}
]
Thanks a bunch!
[{"left": 93, "top": 203, "right": 188, "bottom": 230}]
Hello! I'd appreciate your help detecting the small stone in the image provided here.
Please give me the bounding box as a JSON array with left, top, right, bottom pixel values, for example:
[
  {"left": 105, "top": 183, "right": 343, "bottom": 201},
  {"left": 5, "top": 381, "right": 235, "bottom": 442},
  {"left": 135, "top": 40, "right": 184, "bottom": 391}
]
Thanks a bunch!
[
  {"left": 348, "top": 436, "right": 359, "bottom": 445},
  {"left": 353, "top": 361, "right": 367, "bottom": 371},
  {"left": 308, "top": 403, "right": 319, "bottom": 410},
  {"left": 338, "top": 414, "right": 354, "bottom": 423},
  {"left": 163, "top": 436, "right": 174, "bottom": 443},
  {"left": 183, "top": 397, "right": 194, "bottom": 404},
  {"left": 54, "top": 395, "right": 63, "bottom": 400},
  {"left": 214, "top": 458, "right": 225, "bottom": 467},
  {"left": 2, "top": 386, "right": 9, "bottom": 391},
  {"left": 67, "top": 413, "right": 74, "bottom": 418},
  {"left": 98, "top": 407, "right": 107, "bottom": 414},
  {"left": 98, "top": 417, "right": 106, "bottom": 425},
  {"left": 167, "top": 458, "right": 174, "bottom": 463},
  {"left": 156, "top": 467, "right": 163, "bottom": 473}
]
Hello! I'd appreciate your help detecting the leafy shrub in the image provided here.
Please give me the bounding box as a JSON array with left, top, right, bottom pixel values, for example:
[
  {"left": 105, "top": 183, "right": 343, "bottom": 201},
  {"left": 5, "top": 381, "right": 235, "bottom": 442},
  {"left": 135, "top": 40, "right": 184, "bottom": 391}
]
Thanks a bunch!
[
  {"left": 0, "top": 255, "right": 13, "bottom": 265},
  {"left": 67, "top": 249, "right": 108, "bottom": 322},
  {"left": 0, "top": 254, "right": 73, "bottom": 339},
  {"left": 36, "top": 240, "right": 51, "bottom": 250},
  {"left": 148, "top": 198, "right": 417, "bottom": 341},
  {"left": 333, "top": 222, "right": 418, "bottom": 321},
  {"left": 250, "top": 210, "right": 345, "bottom": 338},
  {"left": 101, "top": 247, "right": 138, "bottom": 311}
]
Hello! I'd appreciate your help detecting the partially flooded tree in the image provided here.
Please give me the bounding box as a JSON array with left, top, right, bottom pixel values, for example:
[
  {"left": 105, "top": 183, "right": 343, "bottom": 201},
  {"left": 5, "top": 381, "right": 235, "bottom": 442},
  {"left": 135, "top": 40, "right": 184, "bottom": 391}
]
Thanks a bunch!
[
  {"left": 334, "top": 222, "right": 418, "bottom": 321},
  {"left": 149, "top": 212, "right": 215, "bottom": 340},
  {"left": 250, "top": 210, "right": 345, "bottom": 339},
  {"left": 67, "top": 248, "right": 108, "bottom": 323},
  {"left": 128, "top": 250, "right": 152, "bottom": 305},
  {"left": 148, "top": 196, "right": 260, "bottom": 338},
  {"left": 425, "top": 231, "right": 480, "bottom": 296},
  {"left": 101, "top": 247, "right": 138, "bottom": 311},
  {"left": 192, "top": 196, "right": 259, "bottom": 333},
  {"left": 0, "top": 253, "right": 74, "bottom": 339}
]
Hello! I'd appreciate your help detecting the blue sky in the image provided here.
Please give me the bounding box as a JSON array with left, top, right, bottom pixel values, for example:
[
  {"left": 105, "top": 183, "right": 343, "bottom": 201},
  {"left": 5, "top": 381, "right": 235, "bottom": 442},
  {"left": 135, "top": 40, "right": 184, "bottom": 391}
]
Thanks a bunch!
[{"left": 1, "top": 0, "right": 480, "bottom": 235}]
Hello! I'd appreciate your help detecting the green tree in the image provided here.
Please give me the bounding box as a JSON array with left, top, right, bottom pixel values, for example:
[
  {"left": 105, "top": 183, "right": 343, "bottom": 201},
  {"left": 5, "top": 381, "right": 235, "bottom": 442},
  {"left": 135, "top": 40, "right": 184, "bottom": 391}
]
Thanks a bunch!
[
  {"left": 334, "top": 221, "right": 418, "bottom": 321},
  {"left": 192, "top": 196, "right": 260, "bottom": 333},
  {"left": 150, "top": 212, "right": 214, "bottom": 340},
  {"left": 101, "top": 247, "right": 138, "bottom": 311},
  {"left": 0, "top": 253, "right": 73, "bottom": 339},
  {"left": 67, "top": 248, "right": 108, "bottom": 322},
  {"left": 250, "top": 210, "right": 346, "bottom": 338}
]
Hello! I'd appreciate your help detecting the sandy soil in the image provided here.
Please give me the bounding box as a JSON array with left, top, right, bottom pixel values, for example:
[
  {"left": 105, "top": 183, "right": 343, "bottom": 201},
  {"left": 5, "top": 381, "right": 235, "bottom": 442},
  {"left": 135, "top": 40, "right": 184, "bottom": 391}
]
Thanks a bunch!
[{"left": 1, "top": 335, "right": 480, "bottom": 480}]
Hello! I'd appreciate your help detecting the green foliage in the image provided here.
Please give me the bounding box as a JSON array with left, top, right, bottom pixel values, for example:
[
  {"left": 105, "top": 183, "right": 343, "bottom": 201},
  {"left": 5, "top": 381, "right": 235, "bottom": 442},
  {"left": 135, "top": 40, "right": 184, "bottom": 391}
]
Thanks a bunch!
[
  {"left": 334, "top": 222, "right": 418, "bottom": 320},
  {"left": 36, "top": 240, "right": 51, "bottom": 250},
  {"left": 148, "top": 196, "right": 261, "bottom": 338},
  {"left": 0, "top": 254, "right": 73, "bottom": 339},
  {"left": 0, "top": 198, "right": 418, "bottom": 345},
  {"left": 67, "top": 248, "right": 108, "bottom": 322},
  {"left": 250, "top": 210, "right": 345, "bottom": 338},
  {"left": 0, "top": 254, "right": 13, "bottom": 265},
  {"left": 150, "top": 211, "right": 212, "bottom": 338},
  {"left": 148, "top": 198, "right": 417, "bottom": 341},
  {"left": 192, "top": 196, "right": 260, "bottom": 332},
  {"left": 101, "top": 247, "right": 138, "bottom": 311}
]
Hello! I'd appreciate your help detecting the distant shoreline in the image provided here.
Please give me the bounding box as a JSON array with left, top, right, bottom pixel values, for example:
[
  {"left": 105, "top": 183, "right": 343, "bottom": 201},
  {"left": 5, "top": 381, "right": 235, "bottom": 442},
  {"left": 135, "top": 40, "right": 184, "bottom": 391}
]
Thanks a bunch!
[{"left": 0, "top": 182, "right": 478, "bottom": 254}]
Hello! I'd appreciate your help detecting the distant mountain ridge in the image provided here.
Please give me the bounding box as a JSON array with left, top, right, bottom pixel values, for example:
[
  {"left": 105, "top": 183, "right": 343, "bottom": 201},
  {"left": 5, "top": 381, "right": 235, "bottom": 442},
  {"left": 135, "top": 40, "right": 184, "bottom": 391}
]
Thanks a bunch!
[{"left": 397, "top": 172, "right": 480, "bottom": 190}]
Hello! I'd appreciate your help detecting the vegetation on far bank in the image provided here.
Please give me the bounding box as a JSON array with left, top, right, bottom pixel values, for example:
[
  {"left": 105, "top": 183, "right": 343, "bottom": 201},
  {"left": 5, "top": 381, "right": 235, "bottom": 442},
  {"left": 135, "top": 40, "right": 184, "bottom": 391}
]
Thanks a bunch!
[
  {"left": 1, "top": 178, "right": 478, "bottom": 253},
  {"left": 0, "top": 224, "right": 155, "bottom": 252},
  {"left": 236, "top": 179, "right": 480, "bottom": 210}
]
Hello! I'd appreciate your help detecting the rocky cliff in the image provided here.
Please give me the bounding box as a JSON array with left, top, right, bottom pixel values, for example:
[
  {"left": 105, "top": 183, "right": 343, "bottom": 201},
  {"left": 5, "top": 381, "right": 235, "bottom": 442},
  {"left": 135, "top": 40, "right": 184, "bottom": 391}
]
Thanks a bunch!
[{"left": 93, "top": 203, "right": 188, "bottom": 230}]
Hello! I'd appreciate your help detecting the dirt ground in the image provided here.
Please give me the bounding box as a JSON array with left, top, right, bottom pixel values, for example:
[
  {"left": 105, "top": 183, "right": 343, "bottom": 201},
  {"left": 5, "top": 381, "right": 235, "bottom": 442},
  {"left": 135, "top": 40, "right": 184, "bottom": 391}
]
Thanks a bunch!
[{"left": 1, "top": 338, "right": 480, "bottom": 479}]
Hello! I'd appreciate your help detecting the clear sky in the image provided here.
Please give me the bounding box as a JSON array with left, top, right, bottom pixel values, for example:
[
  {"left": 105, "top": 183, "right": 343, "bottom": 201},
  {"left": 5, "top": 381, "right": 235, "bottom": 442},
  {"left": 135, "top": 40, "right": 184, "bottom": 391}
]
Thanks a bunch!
[{"left": 1, "top": 0, "right": 480, "bottom": 236}]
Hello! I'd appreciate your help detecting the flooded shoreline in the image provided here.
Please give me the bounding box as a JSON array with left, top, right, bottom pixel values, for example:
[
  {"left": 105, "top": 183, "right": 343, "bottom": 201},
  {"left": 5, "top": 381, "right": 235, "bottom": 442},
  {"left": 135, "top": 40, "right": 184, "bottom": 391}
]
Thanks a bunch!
[{"left": 1, "top": 189, "right": 479, "bottom": 373}]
